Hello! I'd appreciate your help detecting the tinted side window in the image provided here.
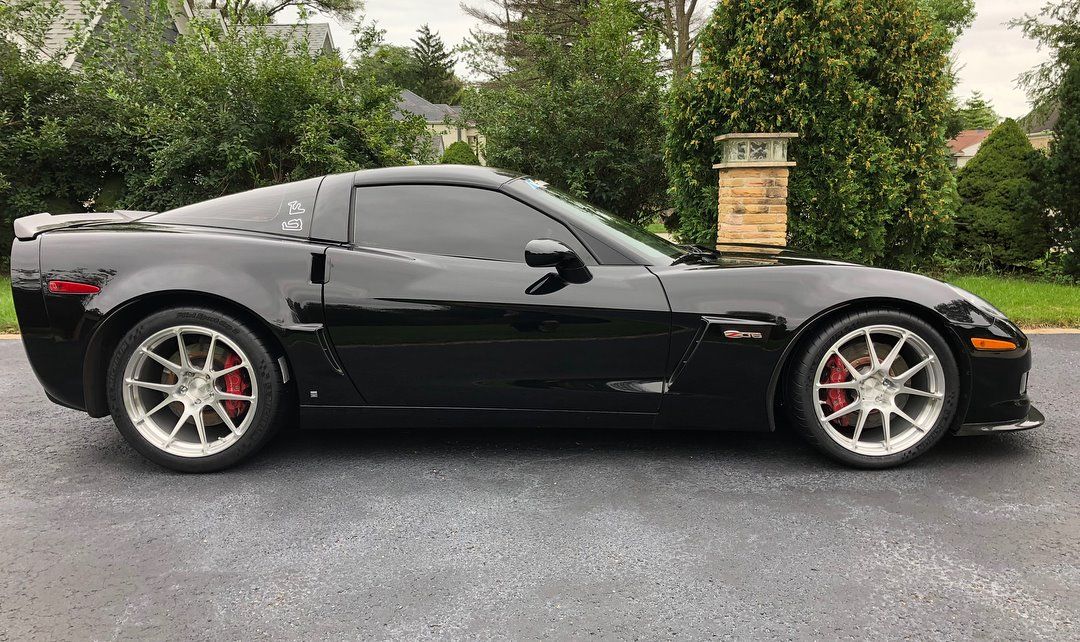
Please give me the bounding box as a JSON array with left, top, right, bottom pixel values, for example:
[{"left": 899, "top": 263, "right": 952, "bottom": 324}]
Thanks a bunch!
[
  {"left": 148, "top": 177, "right": 321, "bottom": 238},
  {"left": 353, "top": 185, "right": 590, "bottom": 262}
]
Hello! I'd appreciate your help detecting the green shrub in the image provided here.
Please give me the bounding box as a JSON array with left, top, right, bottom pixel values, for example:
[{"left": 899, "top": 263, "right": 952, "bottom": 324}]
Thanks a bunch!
[
  {"left": 666, "top": 0, "right": 957, "bottom": 266},
  {"left": 954, "top": 119, "right": 1051, "bottom": 267},
  {"left": 440, "top": 141, "right": 480, "bottom": 165}
]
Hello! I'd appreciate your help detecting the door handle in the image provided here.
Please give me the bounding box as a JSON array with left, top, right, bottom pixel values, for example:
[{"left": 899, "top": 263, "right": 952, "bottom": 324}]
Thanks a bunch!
[{"left": 310, "top": 252, "right": 328, "bottom": 284}]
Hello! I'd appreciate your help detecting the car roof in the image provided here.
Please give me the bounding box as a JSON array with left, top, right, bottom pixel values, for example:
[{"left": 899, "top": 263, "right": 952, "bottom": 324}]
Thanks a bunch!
[{"left": 352, "top": 165, "right": 524, "bottom": 189}]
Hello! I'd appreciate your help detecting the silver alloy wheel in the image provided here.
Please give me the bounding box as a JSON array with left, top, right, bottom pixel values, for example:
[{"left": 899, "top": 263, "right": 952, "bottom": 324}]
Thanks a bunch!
[
  {"left": 121, "top": 325, "right": 258, "bottom": 458},
  {"left": 812, "top": 324, "right": 946, "bottom": 456}
]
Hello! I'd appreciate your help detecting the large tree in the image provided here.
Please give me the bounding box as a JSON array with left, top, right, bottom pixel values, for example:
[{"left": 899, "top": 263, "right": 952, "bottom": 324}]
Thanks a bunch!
[
  {"left": 954, "top": 119, "right": 1050, "bottom": 267},
  {"left": 666, "top": 0, "right": 957, "bottom": 266},
  {"left": 353, "top": 44, "right": 418, "bottom": 88},
  {"left": 947, "top": 91, "right": 1001, "bottom": 137},
  {"left": 462, "top": 0, "right": 705, "bottom": 80},
  {"left": 204, "top": 0, "right": 364, "bottom": 25},
  {"left": 1011, "top": 0, "right": 1080, "bottom": 109},
  {"left": 637, "top": 0, "right": 705, "bottom": 80},
  {"left": 1046, "top": 58, "right": 1080, "bottom": 277},
  {"left": 464, "top": 0, "right": 667, "bottom": 220},
  {"left": 410, "top": 24, "right": 462, "bottom": 104},
  {"left": 460, "top": 0, "right": 590, "bottom": 84}
]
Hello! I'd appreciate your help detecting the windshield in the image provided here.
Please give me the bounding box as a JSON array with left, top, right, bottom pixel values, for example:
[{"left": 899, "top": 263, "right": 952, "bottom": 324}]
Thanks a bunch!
[{"left": 514, "top": 179, "right": 683, "bottom": 263}]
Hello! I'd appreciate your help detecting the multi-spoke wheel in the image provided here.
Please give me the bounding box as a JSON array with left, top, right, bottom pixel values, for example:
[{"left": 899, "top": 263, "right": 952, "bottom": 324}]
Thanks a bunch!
[
  {"left": 107, "top": 307, "right": 290, "bottom": 472},
  {"left": 786, "top": 310, "right": 959, "bottom": 468}
]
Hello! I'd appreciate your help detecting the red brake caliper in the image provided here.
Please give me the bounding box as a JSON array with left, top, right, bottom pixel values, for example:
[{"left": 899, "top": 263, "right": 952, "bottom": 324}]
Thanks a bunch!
[
  {"left": 222, "top": 353, "right": 250, "bottom": 418},
  {"left": 824, "top": 355, "right": 853, "bottom": 427}
]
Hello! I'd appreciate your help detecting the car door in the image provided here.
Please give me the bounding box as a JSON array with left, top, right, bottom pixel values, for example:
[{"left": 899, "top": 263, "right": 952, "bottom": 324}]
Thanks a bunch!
[{"left": 322, "top": 184, "right": 671, "bottom": 413}]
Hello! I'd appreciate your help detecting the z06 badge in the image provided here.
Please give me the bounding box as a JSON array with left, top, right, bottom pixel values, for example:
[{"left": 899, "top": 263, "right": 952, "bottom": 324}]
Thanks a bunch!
[{"left": 724, "top": 329, "right": 764, "bottom": 339}]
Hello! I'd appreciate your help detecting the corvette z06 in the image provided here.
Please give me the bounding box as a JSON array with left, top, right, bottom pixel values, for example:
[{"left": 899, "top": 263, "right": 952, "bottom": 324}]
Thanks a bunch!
[{"left": 10, "top": 166, "right": 1042, "bottom": 471}]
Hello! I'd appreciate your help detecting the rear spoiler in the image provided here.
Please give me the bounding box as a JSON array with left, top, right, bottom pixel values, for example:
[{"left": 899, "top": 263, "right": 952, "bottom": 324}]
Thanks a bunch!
[{"left": 13, "top": 210, "right": 155, "bottom": 241}]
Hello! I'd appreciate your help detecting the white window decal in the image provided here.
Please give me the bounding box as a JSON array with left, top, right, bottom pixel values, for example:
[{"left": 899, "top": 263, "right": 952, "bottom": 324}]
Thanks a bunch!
[{"left": 282, "top": 218, "right": 303, "bottom": 231}]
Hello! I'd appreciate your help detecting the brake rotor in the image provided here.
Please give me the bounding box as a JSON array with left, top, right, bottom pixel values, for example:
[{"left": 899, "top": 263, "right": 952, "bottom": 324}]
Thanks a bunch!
[
  {"left": 823, "top": 342, "right": 909, "bottom": 429},
  {"left": 159, "top": 340, "right": 250, "bottom": 427}
]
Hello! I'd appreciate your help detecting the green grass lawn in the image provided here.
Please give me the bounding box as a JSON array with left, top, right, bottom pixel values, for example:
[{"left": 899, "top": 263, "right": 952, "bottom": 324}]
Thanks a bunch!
[
  {"left": 0, "top": 273, "right": 1075, "bottom": 334},
  {"left": 948, "top": 275, "right": 1080, "bottom": 328},
  {"left": 1, "top": 277, "right": 16, "bottom": 333}
]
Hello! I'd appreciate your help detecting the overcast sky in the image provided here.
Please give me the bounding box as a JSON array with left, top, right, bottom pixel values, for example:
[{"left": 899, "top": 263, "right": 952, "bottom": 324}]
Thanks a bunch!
[{"left": 290, "top": 0, "right": 1052, "bottom": 119}]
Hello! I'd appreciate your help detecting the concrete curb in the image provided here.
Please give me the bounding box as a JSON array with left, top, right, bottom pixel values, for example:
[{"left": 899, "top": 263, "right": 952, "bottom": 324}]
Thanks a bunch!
[{"left": 1023, "top": 328, "right": 1080, "bottom": 334}]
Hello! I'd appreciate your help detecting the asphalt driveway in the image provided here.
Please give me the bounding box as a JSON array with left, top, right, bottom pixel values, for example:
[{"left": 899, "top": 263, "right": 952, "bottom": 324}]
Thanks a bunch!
[{"left": 0, "top": 335, "right": 1077, "bottom": 640}]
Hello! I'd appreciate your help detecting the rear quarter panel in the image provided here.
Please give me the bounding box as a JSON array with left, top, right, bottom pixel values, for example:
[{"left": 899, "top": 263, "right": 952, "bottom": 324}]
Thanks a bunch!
[{"left": 26, "top": 225, "right": 352, "bottom": 413}]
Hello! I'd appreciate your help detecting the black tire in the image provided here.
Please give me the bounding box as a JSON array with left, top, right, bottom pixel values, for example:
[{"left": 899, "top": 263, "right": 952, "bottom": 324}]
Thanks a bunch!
[
  {"left": 107, "top": 307, "right": 291, "bottom": 472},
  {"left": 785, "top": 309, "right": 960, "bottom": 469}
]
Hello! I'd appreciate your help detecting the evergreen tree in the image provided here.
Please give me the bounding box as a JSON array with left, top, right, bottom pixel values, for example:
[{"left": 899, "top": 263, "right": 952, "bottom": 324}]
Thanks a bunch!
[
  {"left": 956, "top": 92, "right": 1001, "bottom": 130},
  {"left": 954, "top": 119, "right": 1051, "bottom": 266},
  {"left": 666, "top": 0, "right": 957, "bottom": 266},
  {"left": 411, "top": 24, "right": 462, "bottom": 104},
  {"left": 1046, "top": 58, "right": 1080, "bottom": 277}
]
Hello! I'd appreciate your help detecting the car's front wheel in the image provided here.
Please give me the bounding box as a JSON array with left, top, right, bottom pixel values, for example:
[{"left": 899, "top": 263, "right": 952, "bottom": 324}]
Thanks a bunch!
[
  {"left": 107, "top": 307, "right": 291, "bottom": 472},
  {"left": 786, "top": 309, "right": 960, "bottom": 468}
]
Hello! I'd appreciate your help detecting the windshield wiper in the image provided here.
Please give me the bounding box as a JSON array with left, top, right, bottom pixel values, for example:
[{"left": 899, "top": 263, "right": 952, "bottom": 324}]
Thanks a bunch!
[{"left": 671, "top": 244, "right": 717, "bottom": 265}]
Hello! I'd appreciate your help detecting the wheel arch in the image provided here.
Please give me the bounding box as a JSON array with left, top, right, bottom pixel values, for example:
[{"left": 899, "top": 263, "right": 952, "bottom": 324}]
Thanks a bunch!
[
  {"left": 766, "top": 296, "right": 973, "bottom": 432},
  {"left": 82, "top": 290, "right": 295, "bottom": 418}
]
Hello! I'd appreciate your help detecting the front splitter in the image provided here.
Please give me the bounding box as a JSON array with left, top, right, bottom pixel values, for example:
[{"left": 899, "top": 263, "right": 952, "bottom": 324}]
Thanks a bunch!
[{"left": 955, "top": 405, "right": 1045, "bottom": 436}]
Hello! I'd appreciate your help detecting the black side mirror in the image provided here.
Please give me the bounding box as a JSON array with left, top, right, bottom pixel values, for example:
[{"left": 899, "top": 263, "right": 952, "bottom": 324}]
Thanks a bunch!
[{"left": 524, "top": 239, "right": 592, "bottom": 284}]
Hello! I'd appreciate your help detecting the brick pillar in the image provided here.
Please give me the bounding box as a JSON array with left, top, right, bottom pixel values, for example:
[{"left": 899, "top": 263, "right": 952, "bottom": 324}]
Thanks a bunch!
[{"left": 713, "top": 133, "right": 797, "bottom": 247}]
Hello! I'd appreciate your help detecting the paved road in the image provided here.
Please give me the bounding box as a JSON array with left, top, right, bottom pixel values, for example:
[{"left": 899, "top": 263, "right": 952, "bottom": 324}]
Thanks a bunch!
[{"left": 0, "top": 336, "right": 1077, "bottom": 640}]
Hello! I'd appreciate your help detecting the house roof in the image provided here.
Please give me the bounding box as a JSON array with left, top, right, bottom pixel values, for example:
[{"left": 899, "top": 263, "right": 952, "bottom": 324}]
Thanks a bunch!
[
  {"left": 37, "top": 0, "right": 107, "bottom": 66},
  {"left": 36, "top": 0, "right": 195, "bottom": 67},
  {"left": 394, "top": 89, "right": 461, "bottom": 123},
  {"left": 1020, "top": 103, "right": 1060, "bottom": 133},
  {"left": 240, "top": 23, "right": 334, "bottom": 57},
  {"left": 947, "top": 129, "right": 991, "bottom": 155}
]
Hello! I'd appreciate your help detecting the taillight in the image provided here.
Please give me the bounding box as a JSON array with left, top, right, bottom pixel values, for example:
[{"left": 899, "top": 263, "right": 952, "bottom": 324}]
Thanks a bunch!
[{"left": 47, "top": 280, "right": 101, "bottom": 295}]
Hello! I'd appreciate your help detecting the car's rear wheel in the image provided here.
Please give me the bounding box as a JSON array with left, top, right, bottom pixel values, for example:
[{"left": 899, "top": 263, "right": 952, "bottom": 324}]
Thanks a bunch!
[
  {"left": 786, "top": 309, "right": 960, "bottom": 468},
  {"left": 107, "top": 307, "right": 290, "bottom": 472}
]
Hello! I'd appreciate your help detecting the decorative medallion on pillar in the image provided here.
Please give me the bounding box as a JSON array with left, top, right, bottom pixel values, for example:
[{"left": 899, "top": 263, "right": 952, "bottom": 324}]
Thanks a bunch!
[{"left": 712, "top": 132, "right": 798, "bottom": 247}]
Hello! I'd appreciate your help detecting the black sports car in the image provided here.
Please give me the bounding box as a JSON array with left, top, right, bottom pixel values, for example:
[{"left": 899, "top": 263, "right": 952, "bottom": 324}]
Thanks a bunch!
[{"left": 10, "top": 166, "right": 1042, "bottom": 472}]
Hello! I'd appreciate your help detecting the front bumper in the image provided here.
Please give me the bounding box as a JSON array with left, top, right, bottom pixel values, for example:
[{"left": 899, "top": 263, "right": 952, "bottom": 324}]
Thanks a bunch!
[{"left": 955, "top": 405, "right": 1044, "bottom": 436}]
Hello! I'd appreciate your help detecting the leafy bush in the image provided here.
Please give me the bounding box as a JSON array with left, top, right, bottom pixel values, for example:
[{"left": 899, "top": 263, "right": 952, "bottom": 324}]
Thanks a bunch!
[
  {"left": 0, "top": 41, "right": 122, "bottom": 257},
  {"left": 81, "top": 12, "right": 429, "bottom": 212},
  {"left": 0, "top": 0, "right": 429, "bottom": 245},
  {"left": 954, "top": 119, "right": 1051, "bottom": 267},
  {"left": 440, "top": 141, "right": 480, "bottom": 165},
  {"left": 667, "top": 0, "right": 957, "bottom": 266}
]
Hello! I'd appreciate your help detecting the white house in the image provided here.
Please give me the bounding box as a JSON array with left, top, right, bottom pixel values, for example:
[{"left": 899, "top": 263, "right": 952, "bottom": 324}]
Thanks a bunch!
[
  {"left": 394, "top": 89, "right": 484, "bottom": 163},
  {"left": 947, "top": 129, "right": 991, "bottom": 169}
]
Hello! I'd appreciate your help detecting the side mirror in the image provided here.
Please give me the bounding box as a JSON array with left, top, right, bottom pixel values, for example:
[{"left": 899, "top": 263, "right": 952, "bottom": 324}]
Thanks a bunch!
[{"left": 524, "top": 239, "right": 592, "bottom": 284}]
